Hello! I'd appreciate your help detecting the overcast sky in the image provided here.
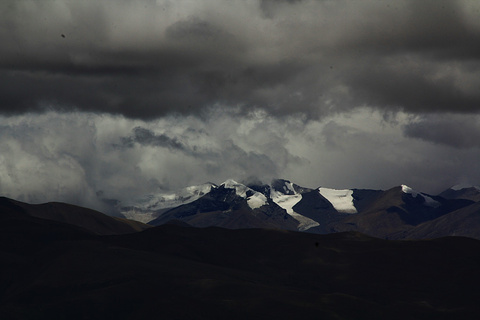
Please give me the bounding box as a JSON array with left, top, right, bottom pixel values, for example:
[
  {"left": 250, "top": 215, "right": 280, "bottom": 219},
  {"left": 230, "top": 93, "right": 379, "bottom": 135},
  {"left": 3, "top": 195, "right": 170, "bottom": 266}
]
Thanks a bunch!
[{"left": 1, "top": 0, "right": 480, "bottom": 213}]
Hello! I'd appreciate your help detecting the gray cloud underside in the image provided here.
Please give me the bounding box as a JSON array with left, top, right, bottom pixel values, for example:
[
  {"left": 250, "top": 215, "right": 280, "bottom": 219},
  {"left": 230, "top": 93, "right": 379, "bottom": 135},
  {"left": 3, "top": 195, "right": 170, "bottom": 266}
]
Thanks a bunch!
[
  {"left": 2, "top": 0, "right": 480, "bottom": 212},
  {"left": 122, "top": 127, "right": 186, "bottom": 150},
  {"left": 119, "top": 125, "right": 291, "bottom": 178},
  {"left": 404, "top": 114, "right": 480, "bottom": 149},
  {"left": 2, "top": 109, "right": 480, "bottom": 215},
  {"left": 0, "top": 110, "right": 308, "bottom": 212},
  {"left": 1, "top": 0, "right": 480, "bottom": 118}
]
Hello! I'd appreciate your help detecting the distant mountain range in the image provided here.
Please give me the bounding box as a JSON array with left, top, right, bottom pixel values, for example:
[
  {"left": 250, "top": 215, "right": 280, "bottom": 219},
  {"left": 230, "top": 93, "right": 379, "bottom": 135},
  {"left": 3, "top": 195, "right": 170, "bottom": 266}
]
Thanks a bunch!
[
  {"left": 116, "top": 179, "right": 480, "bottom": 240},
  {"left": 2, "top": 178, "right": 480, "bottom": 240},
  {"left": 3, "top": 183, "right": 480, "bottom": 318}
]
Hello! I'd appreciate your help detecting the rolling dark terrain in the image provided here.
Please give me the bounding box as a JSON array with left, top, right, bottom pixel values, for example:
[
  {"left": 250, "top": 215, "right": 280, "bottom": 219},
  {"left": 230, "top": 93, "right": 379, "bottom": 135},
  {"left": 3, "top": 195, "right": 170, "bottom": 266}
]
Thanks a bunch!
[
  {"left": 332, "top": 186, "right": 477, "bottom": 239},
  {"left": 1, "top": 198, "right": 480, "bottom": 319},
  {"left": 0, "top": 197, "right": 149, "bottom": 235}
]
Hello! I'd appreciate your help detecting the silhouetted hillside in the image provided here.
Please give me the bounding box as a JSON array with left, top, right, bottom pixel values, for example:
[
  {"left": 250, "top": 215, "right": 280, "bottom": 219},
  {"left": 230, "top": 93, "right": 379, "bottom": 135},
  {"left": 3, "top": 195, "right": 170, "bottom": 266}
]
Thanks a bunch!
[
  {"left": 1, "top": 215, "right": 480, "bottom": 319},
  {"left": 0, "top": 197, "right": 149, "bottom": 235}
]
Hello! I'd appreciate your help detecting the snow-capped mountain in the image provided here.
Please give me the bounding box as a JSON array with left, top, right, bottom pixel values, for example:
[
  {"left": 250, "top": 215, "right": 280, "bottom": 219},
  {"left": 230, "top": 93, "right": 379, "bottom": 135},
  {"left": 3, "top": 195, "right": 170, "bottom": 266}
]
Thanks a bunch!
[
  {"left": 119, "top": 178, "right": 480, "bottom": 239},
  {"left": 451, "top": 184, "right": 480, "bottom": 191},
  {"left": 144, "top": 178, "right": 380, "bottom": 233},
  {"left": 148, "top": 179, "right": 299, "bottom": 230},
  {"left": 401, "top": 184, "right": 440, "bottom": 208},
  {"left": 318, "top": 187, "right": 357, "bottom": 213},
  {"left": 438, "top": 184, "right": 480, "bottom": 202},
  {"left": 264, "top": 179, "right": 318, "bottom": 231},
  {"left": 221, "top": 179, "right": 268, "bottom": 210},
  {"left": 333, "top": 184, "right": 476, "bottom": 239}
]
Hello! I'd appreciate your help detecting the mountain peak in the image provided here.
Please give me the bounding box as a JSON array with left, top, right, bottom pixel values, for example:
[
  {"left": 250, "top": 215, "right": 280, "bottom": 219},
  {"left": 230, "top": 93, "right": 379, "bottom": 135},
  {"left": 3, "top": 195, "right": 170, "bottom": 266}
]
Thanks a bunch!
[
  {"left": 271, "top": 179, "right": 297, "bottom": 196},
  {"left": 451, "top": 184, "right": 480, "bottom": 191},
  {"left": 401, "top": 184, "right": 440, "bottom": 208},
  {"left": 220, "top": 179, "right": 248, "bottom": 197},
  {"left": 220, "top": 179, "right": 268, "bottom": 209},
  {"left": 221, "top": 179, "right": 241, "bottom": 186},
  {"left": 401, "top": 184, "right": 418, "bottom": 196}
]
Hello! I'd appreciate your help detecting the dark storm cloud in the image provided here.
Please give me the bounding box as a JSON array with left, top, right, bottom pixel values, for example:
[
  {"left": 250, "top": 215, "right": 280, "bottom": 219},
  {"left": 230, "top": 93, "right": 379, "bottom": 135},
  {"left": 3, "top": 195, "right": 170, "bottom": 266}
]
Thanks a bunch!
[
  {"left": 1, "top": 0, "right": 480, "bottom": 119},
  {"left": 165, "top": 17, "right": 226, "bottom": 40},
  {"left": 122, "top": 127, "right": 185, "bottom": 150},
  {"left": 346, "top": 60, "right": 480, "bottom": 114},
  {"left": 341, "top": 0, "right": 480, "bottom": 58},
  {"left": 259, "top": 0, "right": 304, "bottom": 18},
  {"left": 202, "top": 139, "right": 282, "bottom": 178},
  {"left": 404, "top": 115, "right": 480, "bottom": 149},
  {"left": 126, "top": 124, "right": 296, "bottom": 176}
]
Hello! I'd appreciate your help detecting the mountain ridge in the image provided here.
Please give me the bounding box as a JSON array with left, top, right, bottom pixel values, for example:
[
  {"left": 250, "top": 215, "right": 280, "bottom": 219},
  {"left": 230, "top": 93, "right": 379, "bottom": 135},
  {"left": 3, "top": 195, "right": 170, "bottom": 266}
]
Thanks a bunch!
[
  {"left": 3, "top": 178, "right": 480, "bottom": 240},
  {"left": 118, "top": 179, "right": 480, "bottom": 240},
  {"left": 0, "top": 196, "right": 150, "bottom": 235}
]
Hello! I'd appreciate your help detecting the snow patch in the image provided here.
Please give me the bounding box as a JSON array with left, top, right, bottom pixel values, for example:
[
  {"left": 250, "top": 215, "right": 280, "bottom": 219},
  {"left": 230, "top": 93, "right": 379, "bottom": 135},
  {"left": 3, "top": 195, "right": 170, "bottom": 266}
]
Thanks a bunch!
[
  {"left": 247, "top": 192, "right": 268, "bottom": 210},
  {"left": 422, "top": 196, "right": 441, "bottom": 208},
  {"left": 318, "top": 187, "right": 357, "bottom": 214},
  {"left": 293, "top": 214, "right": 320, "bottom": 232},
  {"left": 401, "top": 184, "right": 440, "bottom": 208},
  {"left": 121, "top": 209, "right": 157, "bottom": 224},
  {"left": 401, "top": 184, "right": 417, "bottom": 196},
  {"left": 221, "top": 179, "right": 248, "bottom": 198},
  {"left": 221, "top": 179, "right": 267, "bottom": 209},
  {"left": 270, "top": 189, "right": 319, "bottom": 231},
  {"left": 270, "top": 191, "right": 301, "bottom": 215},
  {"left": 282, "top": 181, "right": 296, "bottom": 194}
]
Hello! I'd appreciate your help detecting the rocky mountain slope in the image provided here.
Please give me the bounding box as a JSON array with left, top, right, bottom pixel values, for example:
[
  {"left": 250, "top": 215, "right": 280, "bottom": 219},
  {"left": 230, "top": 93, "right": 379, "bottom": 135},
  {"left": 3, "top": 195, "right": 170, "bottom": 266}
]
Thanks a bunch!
[
  {"left": 148, "top": 180, "right": 299, "bottom": 230},
  {"left": 4, "top": 179, "right": 480, "bottom": 240},
  {"left": 122, "top": 179, "right": 480, "bottom": 240}
]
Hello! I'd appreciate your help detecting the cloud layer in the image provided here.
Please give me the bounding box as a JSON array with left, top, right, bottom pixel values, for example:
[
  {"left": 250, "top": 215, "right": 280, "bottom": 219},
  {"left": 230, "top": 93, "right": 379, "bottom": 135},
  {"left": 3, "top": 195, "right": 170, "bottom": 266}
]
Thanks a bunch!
[
  {"left": 1, "top": 1, "right": 480, "bottom": 212},
  {"left": 2, "top": 109, "right": 480, "bottom": 213},
  {"left": 1, "top": 0, "right": 480, "bottom": 119}
]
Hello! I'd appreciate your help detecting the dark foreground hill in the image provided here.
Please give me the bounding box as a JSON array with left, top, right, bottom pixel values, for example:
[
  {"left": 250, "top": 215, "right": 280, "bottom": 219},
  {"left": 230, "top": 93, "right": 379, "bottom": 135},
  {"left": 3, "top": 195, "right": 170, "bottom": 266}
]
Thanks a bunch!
[
  {"left": 1, "top": 211, "right": 480, "bottom": 319},
  {"left": 0, "top": 197, "right": 149, "bottom": 235}
]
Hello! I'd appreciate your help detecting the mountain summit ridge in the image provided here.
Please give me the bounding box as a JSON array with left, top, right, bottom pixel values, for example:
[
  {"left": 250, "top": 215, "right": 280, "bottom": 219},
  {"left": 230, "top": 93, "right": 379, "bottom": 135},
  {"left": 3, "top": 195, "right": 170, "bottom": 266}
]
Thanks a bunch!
[
  {"left": 113, "top": 179, "right": 480, "bottom": 239},
  {"left": 2, "top": 178, "right": 480, "bottom": 240}
]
